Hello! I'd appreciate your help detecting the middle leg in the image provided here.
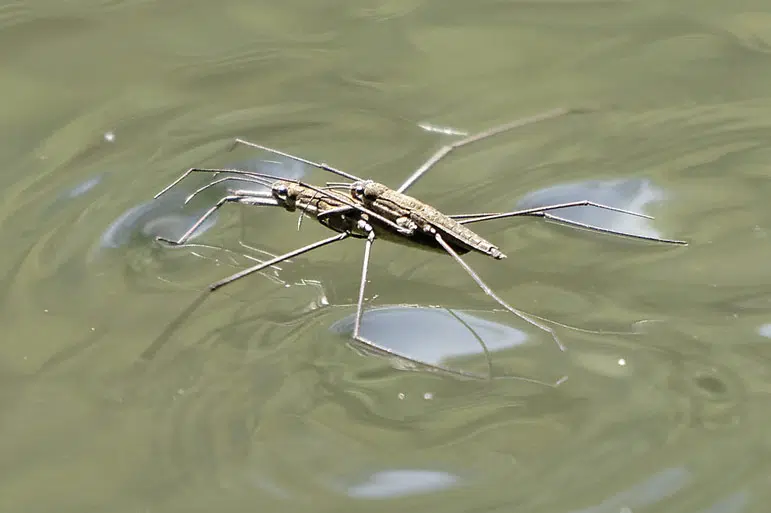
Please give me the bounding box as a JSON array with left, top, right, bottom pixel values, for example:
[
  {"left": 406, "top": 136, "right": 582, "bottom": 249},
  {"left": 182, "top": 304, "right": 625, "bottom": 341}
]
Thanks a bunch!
[
  {"left": 349, "top": 221, "right": 494, "bottom": 380},
  {"left": 397, "top": 108, "right": 573, "bottom": 194}
]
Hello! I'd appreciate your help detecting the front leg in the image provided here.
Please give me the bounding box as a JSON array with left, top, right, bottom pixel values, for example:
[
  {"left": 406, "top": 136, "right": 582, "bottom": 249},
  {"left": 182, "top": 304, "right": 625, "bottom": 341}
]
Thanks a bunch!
[
  {"left": 157, "top": 194, "right": 242, "bottom": 246},
  {"left": 316, "top": 206, "right": 368, "bottom": 238}
]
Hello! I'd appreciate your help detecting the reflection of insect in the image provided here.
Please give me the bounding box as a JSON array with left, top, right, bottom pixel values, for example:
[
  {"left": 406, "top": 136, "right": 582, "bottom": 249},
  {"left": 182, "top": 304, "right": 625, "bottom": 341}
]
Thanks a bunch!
[{"left": 154, "top": 107, "right": 687, "bottom": 379}]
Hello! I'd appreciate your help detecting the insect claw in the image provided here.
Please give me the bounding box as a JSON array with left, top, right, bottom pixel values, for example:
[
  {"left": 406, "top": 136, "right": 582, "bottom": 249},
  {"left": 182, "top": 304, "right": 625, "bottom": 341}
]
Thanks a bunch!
[
  {"left": 156, "top": 236, "right": 181, "bottom": 246},
  {"left": 227, "top": 139, "right": 241, "bottom": 152}
]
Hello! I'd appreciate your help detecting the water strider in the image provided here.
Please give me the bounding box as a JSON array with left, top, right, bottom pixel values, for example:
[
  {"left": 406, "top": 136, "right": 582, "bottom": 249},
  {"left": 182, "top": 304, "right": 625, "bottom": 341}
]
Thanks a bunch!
[{"left": 150, "top": 107, "right": 687, "bottom": 380}]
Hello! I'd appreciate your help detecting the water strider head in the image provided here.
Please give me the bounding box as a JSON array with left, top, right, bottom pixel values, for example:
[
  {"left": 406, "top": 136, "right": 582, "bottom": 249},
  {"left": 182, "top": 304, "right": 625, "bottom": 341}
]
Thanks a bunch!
[
  {"left": 270, "top": 180, "right": 309, "bottom": 212},
  {"left": 350, "top": 180, "right": 386, "bottom": 202},
  {"left": 271, "top": 180, "right": 294, "bottom": 200}
]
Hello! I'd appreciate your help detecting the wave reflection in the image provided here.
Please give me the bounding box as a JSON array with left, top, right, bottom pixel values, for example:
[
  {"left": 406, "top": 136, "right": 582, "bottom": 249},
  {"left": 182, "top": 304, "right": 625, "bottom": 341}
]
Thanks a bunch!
[
  {"left": 343, "top": 469, "right": 461, "bottom": 499},
  {"left": 515, "top": 177, "right": 670, "bottom": 241},
  {"left": 330, "top": 305, "right": 566, "bottom": 383}
]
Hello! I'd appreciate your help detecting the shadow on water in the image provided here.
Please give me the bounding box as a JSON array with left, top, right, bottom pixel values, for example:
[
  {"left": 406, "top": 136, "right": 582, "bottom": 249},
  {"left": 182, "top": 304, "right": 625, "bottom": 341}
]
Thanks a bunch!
[
  {"left": 330, "top": 305, "right": 530, "bottom": 363},
  {"left": 329, "top": 305, "right": 567, "bottom": 385}
]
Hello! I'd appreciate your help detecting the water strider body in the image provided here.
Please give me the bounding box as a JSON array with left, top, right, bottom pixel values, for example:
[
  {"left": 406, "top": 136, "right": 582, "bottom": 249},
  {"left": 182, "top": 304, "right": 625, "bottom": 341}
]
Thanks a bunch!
[
  {"left": 346, "top": 180, "right": 506, "bottom": 259},
  {"left": 150, "top": 107, "right": 688, "bottom": 381},
  {"left": 182, "top": 176, "right": 508, "bottom": 259}
]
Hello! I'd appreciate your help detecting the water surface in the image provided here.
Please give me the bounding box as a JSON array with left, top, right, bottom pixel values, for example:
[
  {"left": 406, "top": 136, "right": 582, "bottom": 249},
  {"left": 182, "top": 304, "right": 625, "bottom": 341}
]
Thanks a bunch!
[{"left": 1, "top": 1, "right": 771, "bottom": 512}]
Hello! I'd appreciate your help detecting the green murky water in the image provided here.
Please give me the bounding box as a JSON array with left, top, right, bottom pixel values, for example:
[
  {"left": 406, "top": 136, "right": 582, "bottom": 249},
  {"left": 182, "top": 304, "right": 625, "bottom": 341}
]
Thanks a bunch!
[{"left": 2, "top": 0, "right": 771, "bottom": 511}]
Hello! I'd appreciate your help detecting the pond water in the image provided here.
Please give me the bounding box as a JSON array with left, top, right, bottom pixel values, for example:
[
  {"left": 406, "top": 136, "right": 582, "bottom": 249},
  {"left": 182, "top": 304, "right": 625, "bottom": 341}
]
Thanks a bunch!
[{"left": 2, "top": 1, "right": 771, "bottom": 511}]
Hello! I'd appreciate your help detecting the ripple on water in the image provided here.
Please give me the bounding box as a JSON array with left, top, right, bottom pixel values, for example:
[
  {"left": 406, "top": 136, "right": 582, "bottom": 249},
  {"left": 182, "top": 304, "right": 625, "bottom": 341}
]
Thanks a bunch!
[
  {"left": 120, "top": 298, "right": 761, "bottom": 510},
  {"left": 489, "top": 323, "right": 762, "bottom": 511},
  {"left": 2, "top": 146, "right": 310, "bottom": 376},
  {"left": 123, "top": 298, "right": 582, "bottom": 505},
  {"left": 28, "top": 153, "right": 305, "bottom": 291},
  {"left": 725, "top": 11, "right": 771, "bottom": 55},
  {"left": 126, "top": 346, "right": 288, "bottom": 503}
]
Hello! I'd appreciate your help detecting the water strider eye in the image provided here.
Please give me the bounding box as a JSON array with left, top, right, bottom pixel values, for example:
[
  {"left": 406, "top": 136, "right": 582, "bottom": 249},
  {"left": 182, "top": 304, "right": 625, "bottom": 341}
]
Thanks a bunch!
[
  {"left": 273, "top": 183, "right": 289, "bottom": 198},
  {"left": 352, "top": 181, "right": 378, "bottom": 201}
]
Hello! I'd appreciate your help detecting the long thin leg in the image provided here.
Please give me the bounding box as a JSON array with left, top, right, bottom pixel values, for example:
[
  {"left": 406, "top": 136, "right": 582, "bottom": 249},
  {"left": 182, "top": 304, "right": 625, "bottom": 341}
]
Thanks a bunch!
[
  {"left": 440, "top": 308, "right": 565, "bottom": 385},
  {"left": 159, "top": 190, "right": 283, "bottom": 247},
  {"left": 233, "top": 138, "right": 363, "bottom": 182},
  {"left": 397, "top": 108, "right": 572, "bottom": 194},
  {"left": 433, "top": 231, "right": 566, "bottom": 352},
  {"left": 155, "top": 168, "right": 247, "bottom": 199},
  {"left": 140, "top": 234, "right": 346, "bottom": 362},
  {"left": 539, "top": 213, "right": 688, "bottom": 245},
  {"left": 209, "top": 232, "right": 348, "bottom": 291},
  {"left": 451, "top": 201, "right": 652, "bottom": 223},
  {"left": 155, "top": 167, "right": 313, "bottom": 200},
  {"left": 351, "top": 222, "right": 375, "bottom": 341},
  {"left": 444, "top": 308, "right": 494, "bottom": 379},
  {"left": 348, "top": 222, "right": 491, "bottom": 380},
  {"left": 158, "top": 195, "right": 242, "bottom": 246},
  {"left": 451, "top": 202, "right": 687, "bottom": 245},
  {"left": 184, "top": 176, "right": 275, "bottom": 204}
]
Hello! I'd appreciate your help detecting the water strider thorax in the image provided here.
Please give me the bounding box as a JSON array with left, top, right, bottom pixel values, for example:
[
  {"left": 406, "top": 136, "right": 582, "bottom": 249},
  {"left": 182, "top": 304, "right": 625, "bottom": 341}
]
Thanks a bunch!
[{"left": 271, "top": 180, "right": 346, "bottom": 214}]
